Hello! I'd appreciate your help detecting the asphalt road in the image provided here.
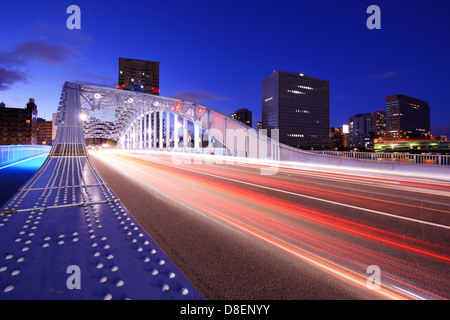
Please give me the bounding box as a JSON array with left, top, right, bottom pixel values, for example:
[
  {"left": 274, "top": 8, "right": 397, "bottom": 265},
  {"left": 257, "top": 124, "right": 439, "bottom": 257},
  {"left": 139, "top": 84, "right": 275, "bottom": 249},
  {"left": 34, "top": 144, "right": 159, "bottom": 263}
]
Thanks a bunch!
[{"left": 89, "top": 149, "right": 450, "bottom": 300}]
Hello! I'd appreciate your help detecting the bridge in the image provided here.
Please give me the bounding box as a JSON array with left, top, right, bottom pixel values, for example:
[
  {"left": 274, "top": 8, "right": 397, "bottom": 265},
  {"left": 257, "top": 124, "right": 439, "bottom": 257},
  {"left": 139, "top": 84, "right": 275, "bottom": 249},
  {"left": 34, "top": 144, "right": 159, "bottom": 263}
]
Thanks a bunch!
[{"left": 1, "top": 82, "right": 449, "bottom": 300}]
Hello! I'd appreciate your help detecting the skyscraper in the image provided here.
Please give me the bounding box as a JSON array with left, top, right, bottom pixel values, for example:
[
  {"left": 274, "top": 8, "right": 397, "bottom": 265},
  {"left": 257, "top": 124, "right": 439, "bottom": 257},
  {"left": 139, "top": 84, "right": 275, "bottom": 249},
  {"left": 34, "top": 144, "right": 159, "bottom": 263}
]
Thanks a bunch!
[
  {"left": 262, "top": 70, "right": 329, "bottom": 149},
  {"left": 370, "top": 109, "right": 386, "bottom": 139},
  {"left": 348, "top": 113, "right": 372, "bottom": 150},
  {"left": 231, "top": 108, "right": 252, "bottom": 127},
  {"left": 118, "top": 58, "right": 160, "bottom": 95},
  {"left": 0, "top": 98, "right": 38, "bottom": 145},
  {"left": 37, "top": 118, "right": 54, "bottom": 145},
  {"left": 385, "top": 94, "right": 430, "bottom": 139}
]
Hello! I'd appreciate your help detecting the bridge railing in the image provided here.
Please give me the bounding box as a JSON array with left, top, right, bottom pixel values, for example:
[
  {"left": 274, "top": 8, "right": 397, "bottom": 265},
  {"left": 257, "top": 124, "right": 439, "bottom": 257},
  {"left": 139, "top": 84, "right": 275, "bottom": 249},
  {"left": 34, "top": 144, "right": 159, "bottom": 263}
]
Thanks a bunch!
[
  {"left": 309, "top": 151, "right": 450, "bottom": 166},
  {"left": 0, "top": 145, "right": 51, "bottom": 166}
]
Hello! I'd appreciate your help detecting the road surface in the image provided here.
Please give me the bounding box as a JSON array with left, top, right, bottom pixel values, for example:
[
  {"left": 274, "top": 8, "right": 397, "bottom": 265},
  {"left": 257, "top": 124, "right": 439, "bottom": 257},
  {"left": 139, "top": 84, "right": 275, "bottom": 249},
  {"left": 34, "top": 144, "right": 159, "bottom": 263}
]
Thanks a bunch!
[{"left": 89, "top": 149, "right": 450, "bottom": 300}]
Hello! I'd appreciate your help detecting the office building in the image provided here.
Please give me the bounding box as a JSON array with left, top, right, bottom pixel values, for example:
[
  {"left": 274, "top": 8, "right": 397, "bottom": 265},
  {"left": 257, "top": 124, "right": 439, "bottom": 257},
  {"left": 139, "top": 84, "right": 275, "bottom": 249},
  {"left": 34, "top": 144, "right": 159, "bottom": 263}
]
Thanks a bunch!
[
  {"left": 0, "top": 99, "right": 38, "bottom": 145},
  {"left": 262, "top": 71, "right": 329, "bottom": 149},
  {"left": 385, "top": 94, "right": 430, "bottom": 139},
  {"left": 118, "top": 58, "right": 160, "bottom": 95},
  {"left": 348, "top": 113, "right": 372, "bottom": 150},
  {"left": 37, "top": 118, "right": 54, "bottom": 145},
  {"left": 370, "top": 110, "right": 386, "bottom": 139},
  {"left": 329, "top": 127, "right": 347, "bottom": 150},
  {"left": 231, "top": 108, "right": 252, "bottom": 127}
]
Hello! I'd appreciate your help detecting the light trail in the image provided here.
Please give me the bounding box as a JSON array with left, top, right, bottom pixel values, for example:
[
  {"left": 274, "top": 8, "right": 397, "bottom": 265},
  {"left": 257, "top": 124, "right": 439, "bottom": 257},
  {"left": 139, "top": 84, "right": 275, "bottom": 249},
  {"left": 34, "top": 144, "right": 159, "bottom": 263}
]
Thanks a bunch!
[{"left": 90, "top": 150, "right": 450, "bottom": 300}]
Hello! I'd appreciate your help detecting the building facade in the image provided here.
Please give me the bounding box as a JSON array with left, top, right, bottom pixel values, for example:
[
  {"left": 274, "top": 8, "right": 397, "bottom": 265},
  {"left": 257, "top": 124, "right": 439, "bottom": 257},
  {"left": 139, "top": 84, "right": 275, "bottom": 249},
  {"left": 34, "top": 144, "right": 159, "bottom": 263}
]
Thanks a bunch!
[
  {"left": 118, "top": 58, "right": 160, "bottom": 95},
  {"left": 370, "top": 109, "right": 386, "bottom": 139},
  {"left": 37, "top": 118, "right": 54, "bottom": 145},
  {"left": 385, "top": 94, "right": 430, "bottom": 140},
  {"left": 348, "top": 113, "right": 372, "bottom": 150},
  {"left": 262, "top": 71, "right": 329, "bottom": 149},
  {"left": 231, "top": 108, "right": 252, "bottom": 127},
  {"left": 329, "top": 127, "right": 347, "bottom": 150},
  {"left": 0, "top": 99, "right": 38, "bottom": 145}
]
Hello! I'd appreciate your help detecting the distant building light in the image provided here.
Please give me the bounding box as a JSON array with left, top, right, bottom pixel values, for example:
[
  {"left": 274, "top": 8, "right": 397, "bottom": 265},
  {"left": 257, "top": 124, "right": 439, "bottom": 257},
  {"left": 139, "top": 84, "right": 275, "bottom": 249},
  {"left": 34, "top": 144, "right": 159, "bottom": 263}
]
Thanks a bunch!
[{"left": 342, "top": 124, "right": 349, "bottom": 134}]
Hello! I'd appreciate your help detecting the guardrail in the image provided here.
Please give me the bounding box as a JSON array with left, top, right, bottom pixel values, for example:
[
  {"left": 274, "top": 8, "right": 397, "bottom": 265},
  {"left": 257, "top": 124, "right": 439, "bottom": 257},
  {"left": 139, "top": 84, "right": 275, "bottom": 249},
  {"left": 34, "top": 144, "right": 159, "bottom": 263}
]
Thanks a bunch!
[
  {"left": 0, "top": 145, "right": 51, "bottom": 166},
  {"left": 310, "top": 151, "right": 450, "bottom": 166}
]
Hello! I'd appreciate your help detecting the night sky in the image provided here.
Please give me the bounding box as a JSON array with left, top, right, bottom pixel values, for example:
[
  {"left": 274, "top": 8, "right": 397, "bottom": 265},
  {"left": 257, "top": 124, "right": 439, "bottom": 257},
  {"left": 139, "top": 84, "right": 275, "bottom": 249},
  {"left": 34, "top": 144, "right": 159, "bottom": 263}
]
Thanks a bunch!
[{"left": 1, "top": 0, "right": 449, "bottom": 136}]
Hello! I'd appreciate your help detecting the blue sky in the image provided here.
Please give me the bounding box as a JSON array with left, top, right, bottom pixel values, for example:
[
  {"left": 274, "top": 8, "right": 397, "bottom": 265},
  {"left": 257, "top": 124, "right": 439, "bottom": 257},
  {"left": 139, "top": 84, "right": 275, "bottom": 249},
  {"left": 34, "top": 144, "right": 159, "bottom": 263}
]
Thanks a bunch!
[{"left": 1, "top": 0, "right": 449, "bottom": 135}]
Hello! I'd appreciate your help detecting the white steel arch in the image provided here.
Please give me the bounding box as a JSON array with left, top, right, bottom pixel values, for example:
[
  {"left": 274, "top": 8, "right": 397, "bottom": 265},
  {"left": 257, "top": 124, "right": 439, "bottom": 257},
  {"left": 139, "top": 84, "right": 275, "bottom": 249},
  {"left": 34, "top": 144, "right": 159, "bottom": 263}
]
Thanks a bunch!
[
  {"left": 53, "top": 82, "right": 450, "bottom": 178},
  {"left": 70, "top": 82, "right": 279, "bottom": 159}
]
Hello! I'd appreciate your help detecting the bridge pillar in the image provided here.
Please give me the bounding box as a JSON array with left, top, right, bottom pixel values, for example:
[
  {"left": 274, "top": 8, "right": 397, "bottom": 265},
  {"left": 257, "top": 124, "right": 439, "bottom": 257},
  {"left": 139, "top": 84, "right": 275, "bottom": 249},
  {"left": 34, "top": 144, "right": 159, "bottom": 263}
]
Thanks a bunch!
[
  {"left": 159, "top": 111, "right": 163, "bottom": 149},
  {"left": 183, "top": 118, "right": 188, "bottom": 152},
  {"left": 143, "top": 113, "right": 148, "bottom": 149},
  {"left": 166, "top": 111, "right": 170, "bottom": 150},
  {"left": 139, "top": 116, "right": 143, "bottom": 149},
  {"left": 173, "top": 114, "right": 178, "bottom": 151},
  {"left": 194, "top": 122, "right": 200, "bottom": 153}
]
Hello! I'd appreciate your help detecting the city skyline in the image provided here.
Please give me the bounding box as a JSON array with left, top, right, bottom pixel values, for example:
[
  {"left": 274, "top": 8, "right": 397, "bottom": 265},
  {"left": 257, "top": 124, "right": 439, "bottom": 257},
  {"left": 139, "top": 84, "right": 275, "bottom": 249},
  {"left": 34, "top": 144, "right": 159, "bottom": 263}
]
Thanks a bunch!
[{"left": 0, "top": 0, "right": 449, "bottom": 137}]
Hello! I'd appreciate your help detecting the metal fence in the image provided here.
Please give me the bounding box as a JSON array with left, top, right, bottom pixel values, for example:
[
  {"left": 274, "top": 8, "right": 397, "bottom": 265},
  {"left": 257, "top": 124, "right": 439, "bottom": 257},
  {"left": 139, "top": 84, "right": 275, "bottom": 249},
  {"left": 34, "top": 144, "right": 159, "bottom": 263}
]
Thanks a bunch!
[
  {"left": 0, "top": 145, "right": 51, "bottom": 166},
  {"left": 311, "top": 151, "right": 450, "bottom": 166}
]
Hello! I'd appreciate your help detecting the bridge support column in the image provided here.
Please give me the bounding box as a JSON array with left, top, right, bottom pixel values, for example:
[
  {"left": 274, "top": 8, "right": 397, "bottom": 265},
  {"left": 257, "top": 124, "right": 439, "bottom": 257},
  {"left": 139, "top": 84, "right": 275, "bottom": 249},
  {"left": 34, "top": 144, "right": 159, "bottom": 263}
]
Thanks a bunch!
[
  {"left": 194, "top": 122, "right": 200, "bottom": 153},
  {"left": 143, "top": 113, "right": 147, "bottom": 149},
  {"left": 183, "top": 118, "right": 188, "bottom": 152},
  {"left": 134, "top": 122, "right": 138, "bottom": 149},
  {"left": 166, "top": 111, "right": 170, "bottom": 150},
  {"left": 139, "top": 116, "right": 143, "bottom": 149},
  {"left": 159, "top": 111, "right": 163, "bottom": 149},
  {"left": 175, "top": 114, "right": 180, "bottom": 151}
]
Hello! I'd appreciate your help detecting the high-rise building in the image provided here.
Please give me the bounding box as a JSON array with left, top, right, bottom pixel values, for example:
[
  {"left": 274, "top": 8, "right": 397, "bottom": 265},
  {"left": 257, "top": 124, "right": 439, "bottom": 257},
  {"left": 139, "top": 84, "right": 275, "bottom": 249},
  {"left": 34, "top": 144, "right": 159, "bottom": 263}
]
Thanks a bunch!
[
  {"left": 329, "top": 127, "right": 346, "bottom": 150},
  {"left": 37, "top": 118, "right": 54, "bottom": 145},
  {"left": 385, "top": 94, "right": 430, "bottom": 139},
  {"left": 0, "top": 98, "right": 38, "bottom": 145},
  {"left": 370, "top": 109, "right": 386, "bottom": 139},
  {"left": 231, "top": 108, "right": 252, "bottom": 127},
  {"left": 262, "top": 71, "right": 329, "bottom": 149},
  {"left": 118, "top": 58, "right": 160, "bottom": 95},
  {"left": 348, "top": 113, "right": 372, "bottom": 150}
]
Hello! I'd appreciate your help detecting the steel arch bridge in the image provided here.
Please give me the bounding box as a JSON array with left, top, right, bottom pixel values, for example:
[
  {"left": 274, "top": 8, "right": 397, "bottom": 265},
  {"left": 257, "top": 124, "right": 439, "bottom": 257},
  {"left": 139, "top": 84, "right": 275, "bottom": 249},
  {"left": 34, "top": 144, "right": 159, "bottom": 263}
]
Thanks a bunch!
[
  {"left": 72, "top": 82, "right": 279, "bottom": 159},
  {"left": 69, "top": 82, "right": 450, "bottom": 178}
]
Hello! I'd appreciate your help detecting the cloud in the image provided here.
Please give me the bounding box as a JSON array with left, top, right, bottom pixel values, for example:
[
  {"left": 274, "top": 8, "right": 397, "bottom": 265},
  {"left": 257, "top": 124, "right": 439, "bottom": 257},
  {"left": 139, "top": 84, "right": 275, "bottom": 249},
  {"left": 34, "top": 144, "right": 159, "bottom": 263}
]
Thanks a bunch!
[
  {"left": 10, "top": 39, "right": 73, "bottom": 63},
  {"left": 0, "top": 66, "right": 27, "bottom": 91},
  {"left": 0, "top": 39, "right": 74, "bottom": 90},
  {"left": 171, "top": 90, "right": 227, "bottom": 103},
  {"left": 367, "top": 69, "right": 412, "bottom": 80}
]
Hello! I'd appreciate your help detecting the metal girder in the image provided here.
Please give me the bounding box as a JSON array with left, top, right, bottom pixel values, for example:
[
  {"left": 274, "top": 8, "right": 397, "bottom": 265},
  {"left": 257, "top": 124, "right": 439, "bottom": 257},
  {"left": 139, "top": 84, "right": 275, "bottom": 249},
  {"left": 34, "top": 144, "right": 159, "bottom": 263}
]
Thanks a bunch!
[{"left": 76, "top": 83, "right": 276, "bottom": 158}]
